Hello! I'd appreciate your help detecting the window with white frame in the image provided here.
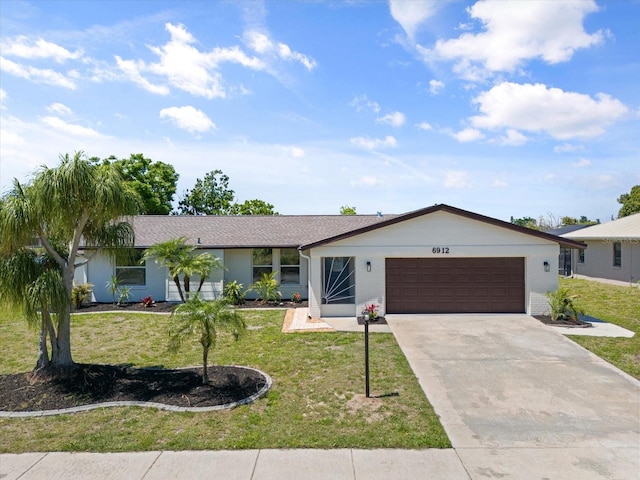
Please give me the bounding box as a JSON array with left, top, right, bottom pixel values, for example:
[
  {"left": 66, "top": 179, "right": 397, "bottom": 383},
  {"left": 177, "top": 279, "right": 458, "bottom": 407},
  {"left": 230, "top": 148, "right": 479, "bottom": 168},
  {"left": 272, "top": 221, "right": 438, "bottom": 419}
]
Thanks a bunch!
[
  {"left": 116, "top": 250, "right": 146, "bottom": 285},
  {"left": 280, "top": 248, "right": 300, "bottom": 285},
  {"left": 613, "top": 242, "right": 622, "bottom": 267},
  {"left": 322, "top": 257, "right": 355, "bottom": 304},
  {"left": 253, "top": 248, "right": 273, "bottom": 283}
]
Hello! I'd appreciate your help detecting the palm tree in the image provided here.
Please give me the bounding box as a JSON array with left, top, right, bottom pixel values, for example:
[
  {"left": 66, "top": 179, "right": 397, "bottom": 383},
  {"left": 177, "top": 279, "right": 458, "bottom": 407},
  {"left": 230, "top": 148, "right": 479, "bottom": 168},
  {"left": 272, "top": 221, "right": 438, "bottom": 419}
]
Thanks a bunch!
[
  {"left": 142, "top": 237, "right": 222, "bottom": 302},
  {"left": 168, "top": 296, "right": 246, "bottom": 383},
  {"left": 0, "top": 152, "right": 140, "bottom": 371},
  {"left": 0, "top": 248, "right": 69, "bottom": 371}
]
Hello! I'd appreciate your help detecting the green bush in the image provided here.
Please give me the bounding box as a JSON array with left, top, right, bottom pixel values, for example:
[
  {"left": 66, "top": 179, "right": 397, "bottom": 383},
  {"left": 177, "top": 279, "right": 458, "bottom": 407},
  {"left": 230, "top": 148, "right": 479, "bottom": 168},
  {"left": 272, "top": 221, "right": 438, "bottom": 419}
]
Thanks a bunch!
[
  {"left": 71, "top": 283, "right": 93, "bottom": 307},
  {"left": 546, "top": 287, "right": 584, "bottom": 323},
  {"left": 250, "top": 271, "right": 281, "bottom": 304},
  {"left": 223, "top": 280, "right": 246, "bottom": 305}
]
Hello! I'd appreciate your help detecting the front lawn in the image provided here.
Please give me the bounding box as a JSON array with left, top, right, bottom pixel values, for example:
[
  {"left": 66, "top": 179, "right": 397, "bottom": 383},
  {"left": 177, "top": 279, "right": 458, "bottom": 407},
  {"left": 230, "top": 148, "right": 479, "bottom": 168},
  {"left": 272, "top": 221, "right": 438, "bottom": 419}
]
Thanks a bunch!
[
  {"left": 0, "top": 307, "right": 449, "bottom": 452},
  {"left": 560, "top": 277, "right": 640, "bottom": 379}
]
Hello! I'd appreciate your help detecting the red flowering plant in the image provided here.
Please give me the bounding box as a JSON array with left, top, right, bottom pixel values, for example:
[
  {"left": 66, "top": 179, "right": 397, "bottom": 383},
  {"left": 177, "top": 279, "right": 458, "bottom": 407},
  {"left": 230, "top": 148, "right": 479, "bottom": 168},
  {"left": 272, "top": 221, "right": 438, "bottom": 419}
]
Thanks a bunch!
[
  {"left": 362, "top": 303, "right": 379, "bottom": 320},
  {"left": 141, "top": 295, "right": 155, "bottom": 307}
]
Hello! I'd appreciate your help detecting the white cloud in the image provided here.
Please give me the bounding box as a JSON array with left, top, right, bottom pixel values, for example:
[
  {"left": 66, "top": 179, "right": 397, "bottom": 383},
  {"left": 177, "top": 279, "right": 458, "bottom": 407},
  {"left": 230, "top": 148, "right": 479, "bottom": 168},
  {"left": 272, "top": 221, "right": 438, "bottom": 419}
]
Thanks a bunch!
[
  {"left": 553, "top": 143, "right": 584, "bottom": 154},
  {"left": 349, "top": 95, "right": 380, "bottom": 114},
  {"left": 0, "top": 56, "right": 77, "bottom": 89},
  {"left": 429, "top": 79, "right": 444, "bottom": 95},
  {"left": 47, "top": 103, "right": 72, "bottom": 116},
  {"left": 492, "top": 179, "right": 508, "bottom": 187},
  {"left": 453, "top": 128, "right": 484, "bottom": 143},
  {"left": 418, "top": 0, "right": 603, "bottom": 79},
  {"left": 572, "top": 158, "right": 591, "bottom": 168},
  {"left": 470, "top": 82, "right": 629, "bottom": 139},
  {"left": 159, "top": 106, "right": 216, "bottom": 133},
  {"left": 41, "top": 116, "right": 102, "bottom": 137},
  {"left": 497, "top": 129, "right": 527, "bottom": 146},
  {"left": 116, "top": 23, "right": 268, "bottom": 99},
  {"left": 288, "top": 146, "right": 305, "bottom": 158},
  {"left": 389, "top": 0, "right": 441, "bottom": 39},
  {"left": 0, "top": 88, "right": 6, "bottom": 110},
  {"left": 443, "top": 170, "right": 470, "bottom": 188},
  {"left": 376, "top": 111, "right": 406, "bottom": 127},
  {"left": 350, "top": 136, "right": 397, "bottom": 150},
  {"left": 244, "top": 30, "right": 316, "bottom": 71},
  {"left": 416, "top": 122, "right": 432, "bottom": 131},
  {"left": 1, "top": 35, "right": 83, "bottom": 63},
  {"left": 350, "top": 176, "right": 382, "bottom": 187}
]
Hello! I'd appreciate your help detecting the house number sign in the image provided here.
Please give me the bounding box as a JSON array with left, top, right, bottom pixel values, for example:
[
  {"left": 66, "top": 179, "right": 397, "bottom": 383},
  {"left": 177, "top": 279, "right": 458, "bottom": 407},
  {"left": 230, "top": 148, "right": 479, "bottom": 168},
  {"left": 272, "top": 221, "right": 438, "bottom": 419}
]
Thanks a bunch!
[{"left": 432, "top": 247, "right": 450, "bottom": 254}]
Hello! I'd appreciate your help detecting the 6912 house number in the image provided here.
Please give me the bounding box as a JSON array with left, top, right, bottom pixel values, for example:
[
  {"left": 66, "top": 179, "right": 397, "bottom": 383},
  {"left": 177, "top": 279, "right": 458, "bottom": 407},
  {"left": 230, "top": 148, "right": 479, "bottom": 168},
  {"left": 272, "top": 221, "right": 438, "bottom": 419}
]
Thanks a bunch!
[{"left": 432, "top": 247, "right": 450, "bottom": 254}]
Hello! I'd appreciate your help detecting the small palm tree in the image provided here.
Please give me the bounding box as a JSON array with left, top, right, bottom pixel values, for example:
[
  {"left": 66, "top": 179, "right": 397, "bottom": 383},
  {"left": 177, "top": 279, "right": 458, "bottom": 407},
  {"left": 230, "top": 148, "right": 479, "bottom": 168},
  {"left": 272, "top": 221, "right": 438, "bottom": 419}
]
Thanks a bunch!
[
  {"left": 142, "top": 237, "right": 222, "bottom": 302},
  {"left": 168, "top": 296, "right": 246, "bottom": 384}
]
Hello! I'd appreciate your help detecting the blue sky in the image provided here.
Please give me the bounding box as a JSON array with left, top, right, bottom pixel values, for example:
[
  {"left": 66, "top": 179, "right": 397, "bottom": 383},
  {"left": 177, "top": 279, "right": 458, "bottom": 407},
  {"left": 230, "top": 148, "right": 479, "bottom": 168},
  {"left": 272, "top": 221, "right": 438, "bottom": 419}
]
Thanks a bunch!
[{"left": 1, "top": 0, "right": 638, "bottom": 222}]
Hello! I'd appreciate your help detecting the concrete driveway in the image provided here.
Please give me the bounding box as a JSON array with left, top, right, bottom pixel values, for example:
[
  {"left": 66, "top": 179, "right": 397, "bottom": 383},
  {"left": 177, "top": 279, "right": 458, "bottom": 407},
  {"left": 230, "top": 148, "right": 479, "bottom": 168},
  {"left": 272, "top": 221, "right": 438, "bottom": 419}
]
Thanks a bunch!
[{"left": 386, "top": 314, "right": 640, "bottom": 480}]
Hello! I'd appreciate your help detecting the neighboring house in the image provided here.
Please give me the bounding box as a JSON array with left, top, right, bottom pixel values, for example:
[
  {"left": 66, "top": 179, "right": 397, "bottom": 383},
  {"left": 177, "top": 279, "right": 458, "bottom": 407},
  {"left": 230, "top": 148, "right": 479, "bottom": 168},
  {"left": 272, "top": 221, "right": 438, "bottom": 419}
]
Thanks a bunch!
[
  {"left": 561, "top": 213, "right": 640, "bottom": 284},
  {"left": 546, "top": 224, "right": 593, "bottom": 276},
  {"left": 75, "top": 204, "right": 584, "bottom": 317}
]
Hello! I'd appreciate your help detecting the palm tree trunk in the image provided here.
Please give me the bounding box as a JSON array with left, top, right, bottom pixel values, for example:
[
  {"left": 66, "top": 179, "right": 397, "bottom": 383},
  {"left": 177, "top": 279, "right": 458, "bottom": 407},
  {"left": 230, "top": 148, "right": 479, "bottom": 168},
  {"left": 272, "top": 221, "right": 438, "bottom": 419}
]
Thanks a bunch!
[
  {"left": 173, "top": 276, "right": 185, "bottom": 303},
  {"left": 202, "top": 346, "right": 209, "bottom": 384},
  {"left": 51, "top": 303, "right": 74, "bottom": 368},
  {"left": 35, "top": 316, "right": 50, "bottom": 371}
]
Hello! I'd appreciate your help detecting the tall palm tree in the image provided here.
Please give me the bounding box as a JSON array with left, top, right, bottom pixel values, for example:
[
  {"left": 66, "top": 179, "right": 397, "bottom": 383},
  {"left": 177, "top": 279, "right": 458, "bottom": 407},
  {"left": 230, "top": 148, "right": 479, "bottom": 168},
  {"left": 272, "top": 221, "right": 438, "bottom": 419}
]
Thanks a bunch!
[
  {"left": 142, "top": 237, "right": 222, "bottom": 302},
  {"left": 169, "top": 296, "right": 246, "bottom": 383},
  {"left": 0, "top": 152, "right": 140, "bottom": 370}
]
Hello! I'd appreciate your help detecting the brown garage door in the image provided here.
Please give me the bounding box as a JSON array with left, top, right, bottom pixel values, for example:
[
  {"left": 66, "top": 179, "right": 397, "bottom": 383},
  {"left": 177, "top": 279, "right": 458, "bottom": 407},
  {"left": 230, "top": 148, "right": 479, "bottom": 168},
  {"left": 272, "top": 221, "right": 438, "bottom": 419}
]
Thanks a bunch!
[{"left": 386, "top": 258, "right": 525, "bottom": 314}]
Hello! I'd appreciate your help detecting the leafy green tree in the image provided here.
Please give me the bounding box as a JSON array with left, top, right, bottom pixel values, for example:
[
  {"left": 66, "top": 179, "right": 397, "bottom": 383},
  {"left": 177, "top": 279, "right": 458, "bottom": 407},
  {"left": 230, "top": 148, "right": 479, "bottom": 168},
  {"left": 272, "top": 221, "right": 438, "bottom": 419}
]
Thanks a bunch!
[
  {"left": 142, "top": 237, "right": 222, "bottom": 302},
  {"left": 510, "top": 216, "right": 539, "bottom": 230},
  {"left": 169, "top": 297, "right": 246, "bottom": 383},
  {"left": 617, "top": 185, "right": 640, "bottom": 218},
  {"left": 340, "top": 205, "right": 357, "bottom": 215},
  {"left": 177, "top": 170, "right": 235, "bottom": 215},
  {"left": 93, "top": 154, "right": 179, "bottom": 215},
  {"left": 229, "top": 199, "right": 278, "bottom": 215},
  {"left": 0, "top": 152, "right": 139, "bottom": 370}
]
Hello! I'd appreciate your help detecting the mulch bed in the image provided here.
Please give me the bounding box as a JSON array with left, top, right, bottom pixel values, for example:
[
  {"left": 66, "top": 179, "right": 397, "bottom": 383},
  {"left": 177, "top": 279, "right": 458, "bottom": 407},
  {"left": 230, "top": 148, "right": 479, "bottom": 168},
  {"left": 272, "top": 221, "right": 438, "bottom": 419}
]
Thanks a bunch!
[
  {"left": 72, "top": 300, "right": 308, "bottom": 314},
  {"left": 533, "top": 315, "right": 593, "bottom": 328},
  {"left": 0, "top": 364, "right": 268, "bottom": 412}
]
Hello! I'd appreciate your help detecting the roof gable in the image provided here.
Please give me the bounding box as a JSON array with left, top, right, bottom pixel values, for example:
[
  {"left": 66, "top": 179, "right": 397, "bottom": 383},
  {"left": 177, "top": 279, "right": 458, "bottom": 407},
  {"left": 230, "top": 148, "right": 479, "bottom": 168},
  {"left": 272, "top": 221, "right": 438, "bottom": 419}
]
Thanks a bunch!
[{"left": 299, "top": 204, "right": 585, "bottom": 250}]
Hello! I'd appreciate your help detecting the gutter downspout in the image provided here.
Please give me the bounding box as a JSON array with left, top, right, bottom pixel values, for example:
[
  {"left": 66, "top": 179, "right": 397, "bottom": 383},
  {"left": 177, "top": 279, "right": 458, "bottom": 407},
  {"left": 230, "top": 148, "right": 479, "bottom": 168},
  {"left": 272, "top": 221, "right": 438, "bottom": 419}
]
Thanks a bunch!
[{"left": 299, "top": 248, "right": 312, "bottom": 310}]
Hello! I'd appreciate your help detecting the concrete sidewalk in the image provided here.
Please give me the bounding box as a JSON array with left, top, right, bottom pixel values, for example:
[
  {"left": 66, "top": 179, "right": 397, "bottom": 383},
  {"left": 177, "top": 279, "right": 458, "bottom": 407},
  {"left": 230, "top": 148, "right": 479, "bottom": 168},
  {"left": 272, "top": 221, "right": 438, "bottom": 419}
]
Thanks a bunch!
[{"left": 1, "top": 449, "right": 470, "bottom": 480}]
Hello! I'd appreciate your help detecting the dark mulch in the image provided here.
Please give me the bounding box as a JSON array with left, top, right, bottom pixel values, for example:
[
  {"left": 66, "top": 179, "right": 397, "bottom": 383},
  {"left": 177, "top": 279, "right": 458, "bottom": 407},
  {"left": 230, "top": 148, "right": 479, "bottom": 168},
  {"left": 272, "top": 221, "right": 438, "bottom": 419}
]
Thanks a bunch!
[
  {"left": 357, "top": 316, "right": 387, "bottom": 325},
  {"left": 533, "top": 315, "right": 593, "bottom": 328},
  {"left": 0, "top": 364, "right": 268, "bottom": 412},
  {"left": 73, "top": 300, "right": 308, "bottom": 314}
]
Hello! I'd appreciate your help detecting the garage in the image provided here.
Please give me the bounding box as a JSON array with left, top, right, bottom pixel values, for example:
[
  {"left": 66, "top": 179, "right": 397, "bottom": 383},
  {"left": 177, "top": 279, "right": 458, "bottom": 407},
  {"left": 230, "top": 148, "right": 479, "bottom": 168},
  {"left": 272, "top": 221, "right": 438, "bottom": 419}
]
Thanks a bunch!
[{"left": 385, "top": 257, "right": 525, "bottom": 314}]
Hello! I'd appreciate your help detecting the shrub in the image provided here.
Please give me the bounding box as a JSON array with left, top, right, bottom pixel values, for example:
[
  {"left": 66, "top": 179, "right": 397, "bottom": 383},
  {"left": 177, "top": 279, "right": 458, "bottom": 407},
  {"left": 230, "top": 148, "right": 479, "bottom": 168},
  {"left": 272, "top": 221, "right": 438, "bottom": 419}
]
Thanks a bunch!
[
  {"left": 546, "top": 288, "right": 584, "bottom": 323},
  {"left": 250, "top": 271, "right": 281, "bottom": 304},
  {"left": 291, "top": 291, "right": 301, "bottom": 303},
  {"left": 117, "top": 286, "right": 132, "bottom": 306},
  {"left": 71, "top": 283, "right": 93, "bottom": 308},
  {"left": 223, "top": 280, "right": 246, "bottom": 305},
  {"left": 141, "top": 295, "right": 155, "bottom": 307}
]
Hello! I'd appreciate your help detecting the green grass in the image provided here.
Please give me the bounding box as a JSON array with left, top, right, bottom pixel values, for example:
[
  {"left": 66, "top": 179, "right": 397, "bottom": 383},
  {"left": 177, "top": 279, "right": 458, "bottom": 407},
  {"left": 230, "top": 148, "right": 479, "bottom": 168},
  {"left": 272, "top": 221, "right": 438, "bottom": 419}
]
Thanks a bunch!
[
  {"left": 560, "top": 277, "right": 640, "bottom": 379},
  {"left": 0, "top": 307, "right": 449, "bottom": 453}
]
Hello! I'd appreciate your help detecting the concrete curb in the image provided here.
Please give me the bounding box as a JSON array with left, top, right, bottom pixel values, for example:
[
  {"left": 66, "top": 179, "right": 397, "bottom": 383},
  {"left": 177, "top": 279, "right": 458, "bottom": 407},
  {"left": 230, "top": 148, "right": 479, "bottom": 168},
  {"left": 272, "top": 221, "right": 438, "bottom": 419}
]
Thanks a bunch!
[{"left": 0, "top": 365, "right": 272, "bottom": 418}]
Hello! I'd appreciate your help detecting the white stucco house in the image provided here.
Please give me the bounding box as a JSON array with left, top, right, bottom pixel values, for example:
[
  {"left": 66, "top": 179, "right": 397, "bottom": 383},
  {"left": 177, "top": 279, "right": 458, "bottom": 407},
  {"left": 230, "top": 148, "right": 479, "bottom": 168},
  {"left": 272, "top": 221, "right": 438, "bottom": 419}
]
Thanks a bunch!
[
  {"left": 75, "top": 204, "right": 584, "bottom": 317},
  {"left": 561, "top": 213, "right": 639, "bottom": 285}
]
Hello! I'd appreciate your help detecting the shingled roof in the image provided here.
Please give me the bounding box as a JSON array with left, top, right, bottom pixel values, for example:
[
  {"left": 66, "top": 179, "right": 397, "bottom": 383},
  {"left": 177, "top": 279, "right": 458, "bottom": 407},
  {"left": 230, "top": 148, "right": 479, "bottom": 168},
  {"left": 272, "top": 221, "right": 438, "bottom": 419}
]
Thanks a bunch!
[
  {"left": 129, "top": 214, "right": 397, "bottom": 248},
  {"left": 127, "top": 204, "right": 584, "bottom": 250}
]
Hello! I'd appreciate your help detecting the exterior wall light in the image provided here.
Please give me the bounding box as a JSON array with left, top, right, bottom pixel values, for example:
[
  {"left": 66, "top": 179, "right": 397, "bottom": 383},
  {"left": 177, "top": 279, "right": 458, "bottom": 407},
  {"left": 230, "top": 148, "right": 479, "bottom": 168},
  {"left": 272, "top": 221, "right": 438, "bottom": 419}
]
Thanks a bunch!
[
  {"left": 543, "top": 261, "right": 550, "bottom": 272},
  {"left": 366, "top": 261, "right": 372, "bottom": 272}
]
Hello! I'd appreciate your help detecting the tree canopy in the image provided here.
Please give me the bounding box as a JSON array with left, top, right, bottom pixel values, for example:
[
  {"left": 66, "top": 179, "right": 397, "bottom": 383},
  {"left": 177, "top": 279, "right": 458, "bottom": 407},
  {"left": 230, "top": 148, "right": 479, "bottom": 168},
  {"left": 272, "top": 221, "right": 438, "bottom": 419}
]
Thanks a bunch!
[
  {"left": 340, "top": 205, "right": 357, "bottom": 215},
  {"left": 0, "top": 152, "right": 140, "bottom": 371},
  {"left": 92, "top": 154, "right": 179, "bottom": 215},
  {"left": 229, "top": 199, "right": 278, "bottom": 215},
  {"left": 617, "top": 185, "right": 640, "bottom": 218},
  {"left": 177, "top": 170, "right": 235, "bottom": 215}
]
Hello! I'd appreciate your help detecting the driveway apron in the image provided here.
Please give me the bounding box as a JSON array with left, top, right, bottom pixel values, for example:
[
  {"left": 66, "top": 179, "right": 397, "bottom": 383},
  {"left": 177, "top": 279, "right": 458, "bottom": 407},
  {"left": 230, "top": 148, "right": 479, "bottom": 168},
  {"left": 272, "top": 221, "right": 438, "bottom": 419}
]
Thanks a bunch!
[{"left": 386, "top": 314, "right": 640, "bottom": 480}]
